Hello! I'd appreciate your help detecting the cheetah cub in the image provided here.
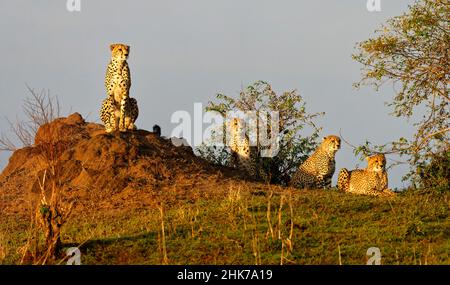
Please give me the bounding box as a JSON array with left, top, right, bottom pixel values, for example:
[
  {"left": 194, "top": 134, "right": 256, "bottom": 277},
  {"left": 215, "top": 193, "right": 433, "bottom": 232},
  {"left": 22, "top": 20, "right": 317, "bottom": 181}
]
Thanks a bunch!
[
  {"left": 100, "top": 43, "right": 139, "bottom": 132},
  {"left": 337, "top": 154, "right": 394, "bottom": 196},
  {"left": 290, "top": 135, "right": 341, "bottom": 189}
]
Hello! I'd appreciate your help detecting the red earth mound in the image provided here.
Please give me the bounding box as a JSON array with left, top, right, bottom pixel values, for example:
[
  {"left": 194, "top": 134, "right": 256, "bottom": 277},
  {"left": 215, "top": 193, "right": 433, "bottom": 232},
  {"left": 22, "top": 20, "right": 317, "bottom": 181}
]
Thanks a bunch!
[{"left": 0, "top": 113, "right": 247, "bottom": 218}]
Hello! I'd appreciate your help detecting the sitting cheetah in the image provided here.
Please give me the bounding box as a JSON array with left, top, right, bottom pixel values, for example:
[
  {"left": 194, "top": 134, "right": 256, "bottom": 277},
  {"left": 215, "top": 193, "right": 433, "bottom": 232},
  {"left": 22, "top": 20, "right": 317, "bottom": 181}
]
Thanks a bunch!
[
  {"left": 228, "top": 117, "right": 266, "bottom": 180},
  {"left": 290, "top": 135, "right": 341, "bottom": 189},
  {"left": 105, "top": 43, "right": 131, "bottom": 103},
  {"left": 100, "top": 96, "right": 139, "bottom": 132},
  {"left": 100, "top": 43, "right": 139, "bottom": 132},
  {"left": 337, "top": 154, "right": 394, "bottom": 196}
]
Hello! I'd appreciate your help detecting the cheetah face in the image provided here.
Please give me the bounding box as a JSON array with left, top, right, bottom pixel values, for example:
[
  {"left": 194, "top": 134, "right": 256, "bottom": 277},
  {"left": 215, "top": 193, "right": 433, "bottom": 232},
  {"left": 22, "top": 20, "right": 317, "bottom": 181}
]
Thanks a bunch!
[
  {"left": 229, "top": 118, "right": 244, "bottom": 134},
  {"left": 110, "top": 43, "right": 130, "bottom": 61},
  {"left": 366, "top": 154, "right": 386, "bottom": 172},
  {"left": 232, "top": 118, "right": 239, "bottom": 128},
  {"left": 321, "top": 135, "right": 341, "bottom": 155}
]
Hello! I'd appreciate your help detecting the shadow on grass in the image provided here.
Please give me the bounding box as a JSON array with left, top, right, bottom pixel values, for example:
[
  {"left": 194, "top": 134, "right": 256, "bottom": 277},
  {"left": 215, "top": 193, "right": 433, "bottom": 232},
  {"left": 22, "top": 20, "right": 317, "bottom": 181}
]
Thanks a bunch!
[{"left": 62, "top": 230, "right": 159, "bottom": 251}]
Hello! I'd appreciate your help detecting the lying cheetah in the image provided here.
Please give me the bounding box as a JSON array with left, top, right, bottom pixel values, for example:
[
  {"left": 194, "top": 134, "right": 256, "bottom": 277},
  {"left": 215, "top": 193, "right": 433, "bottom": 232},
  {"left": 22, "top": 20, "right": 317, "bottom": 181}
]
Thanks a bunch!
[
  {"left": 337, "top": 154, "right": 394, "bottom": 196},
  {"left": 290, "top": 135, "right": 341, "bottom": 189}
]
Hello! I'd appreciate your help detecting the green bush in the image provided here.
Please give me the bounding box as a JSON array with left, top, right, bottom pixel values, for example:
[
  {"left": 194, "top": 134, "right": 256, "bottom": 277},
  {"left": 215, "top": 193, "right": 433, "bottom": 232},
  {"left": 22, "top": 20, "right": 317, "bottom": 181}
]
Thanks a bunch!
[
  {"left": 197, "top": 81, "right": 323, "bottom": 185},
  {"left": 416, "top": 149, "right": 450, "bottom": 192}
]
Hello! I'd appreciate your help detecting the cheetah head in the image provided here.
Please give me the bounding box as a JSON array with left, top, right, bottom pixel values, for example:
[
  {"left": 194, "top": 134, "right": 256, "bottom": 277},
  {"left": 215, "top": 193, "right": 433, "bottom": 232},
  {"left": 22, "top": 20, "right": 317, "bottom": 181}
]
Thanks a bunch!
[
  {"left": 110, "top": 43, "right": 130, "bottom": 61},
  {"left": 232, "top": 118, "right": 239, "bottom": 127},
  {"left": 320, "top": 135, "right": 341, "bottom": 156},
  {"left": 228, "top": 117, "right": 249, "bottom": 145},
  {"left": 229, "top": 118, "right": 244, "bottom": 134},
  {"left": 366, "top": 154, "right": 386, "bottom": 172}
]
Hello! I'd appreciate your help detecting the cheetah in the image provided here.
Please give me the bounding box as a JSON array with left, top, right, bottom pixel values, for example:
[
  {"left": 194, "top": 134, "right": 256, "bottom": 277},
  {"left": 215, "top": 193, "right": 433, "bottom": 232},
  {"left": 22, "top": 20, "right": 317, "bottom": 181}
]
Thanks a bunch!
[
  {"left": 100, "top": 43, "right": 139, "bottom": 132},
  {"left": 337, "top": 154, "right": 394, "bottom": 196},
  {"left": 228, "top": 117, "right": 266, "bottom": 180},
  {"left": 290, "top": 135, "right": 341, "bottom": 189},
  {"left": 105, "top": 43, "right": 131, "bottom": 103},
  {"left": 100, "top": 94, "right": 139, "bottom": 132}
]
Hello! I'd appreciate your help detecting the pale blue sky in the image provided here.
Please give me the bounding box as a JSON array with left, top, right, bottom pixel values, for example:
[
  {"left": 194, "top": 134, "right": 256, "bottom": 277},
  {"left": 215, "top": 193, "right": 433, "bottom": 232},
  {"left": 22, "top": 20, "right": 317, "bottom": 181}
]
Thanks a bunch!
[{"left": 0, "top": 0, "right": 417, "bottom": 188}]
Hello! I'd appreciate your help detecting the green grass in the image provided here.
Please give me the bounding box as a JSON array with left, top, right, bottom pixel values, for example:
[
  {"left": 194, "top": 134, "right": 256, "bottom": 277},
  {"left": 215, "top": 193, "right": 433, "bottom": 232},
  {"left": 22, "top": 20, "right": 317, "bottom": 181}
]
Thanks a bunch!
[{"left": 1, "top": 186, "right": 449, "bottom": 265}]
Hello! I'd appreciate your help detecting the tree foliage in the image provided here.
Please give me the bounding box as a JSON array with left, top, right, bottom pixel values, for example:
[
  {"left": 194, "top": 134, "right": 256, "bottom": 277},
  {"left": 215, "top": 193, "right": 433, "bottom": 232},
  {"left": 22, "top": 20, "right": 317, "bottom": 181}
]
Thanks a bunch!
[
  {"left": 353, "top": 0, "right": 449, "bottom": 188},
  {"left": 417, "top": 149, "right": 450, "bottom": 191},
  {"left": 197, "top": 81, "right": 323, "bottom": 185}
]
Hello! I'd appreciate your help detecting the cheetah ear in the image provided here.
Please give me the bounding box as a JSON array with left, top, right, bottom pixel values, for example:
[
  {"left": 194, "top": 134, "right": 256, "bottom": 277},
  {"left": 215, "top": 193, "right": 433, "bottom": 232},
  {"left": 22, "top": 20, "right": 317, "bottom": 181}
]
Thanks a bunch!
[
  {"left": 322, "top": 137, "right": 326, "bottom": 141},
  {"left": 110, "top": 44, "right": 116, "bottom": 51}
]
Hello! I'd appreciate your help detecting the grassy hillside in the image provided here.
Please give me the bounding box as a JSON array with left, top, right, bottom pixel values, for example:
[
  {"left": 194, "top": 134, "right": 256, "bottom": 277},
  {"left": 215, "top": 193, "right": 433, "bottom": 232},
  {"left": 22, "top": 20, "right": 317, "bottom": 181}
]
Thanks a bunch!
[
  {"left": 1, "top": 184, "right": 449, "bottom": 265},
  {"left": 0, "top": 114, "right": 448, "bottom": 265}
]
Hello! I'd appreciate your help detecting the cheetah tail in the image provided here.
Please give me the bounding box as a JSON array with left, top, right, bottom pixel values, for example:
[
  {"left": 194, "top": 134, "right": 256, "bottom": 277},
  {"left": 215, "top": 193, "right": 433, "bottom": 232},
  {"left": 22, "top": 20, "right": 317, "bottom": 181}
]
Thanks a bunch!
[{"left": 337, "top": 168, "right": 350, "bottom": 192}]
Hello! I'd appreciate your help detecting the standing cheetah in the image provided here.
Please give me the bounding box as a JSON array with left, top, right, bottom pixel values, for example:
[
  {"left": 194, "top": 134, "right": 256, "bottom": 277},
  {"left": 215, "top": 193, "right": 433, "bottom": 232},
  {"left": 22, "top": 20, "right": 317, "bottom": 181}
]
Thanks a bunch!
[
  {"left": 337, "top": 154, "right": 394, "bottom": 196},
  {"left": 290, "top": 135, "right": 341, "bottom": 189},
  {"left": 100, "top": 43, "right": 139, "bottom": 132}
]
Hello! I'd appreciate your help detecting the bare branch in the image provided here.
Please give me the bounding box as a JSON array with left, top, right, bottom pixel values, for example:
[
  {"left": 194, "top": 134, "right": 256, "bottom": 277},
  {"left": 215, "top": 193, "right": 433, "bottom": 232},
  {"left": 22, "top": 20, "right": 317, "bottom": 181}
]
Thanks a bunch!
[{"left": 0, "top": 86, "right": 61, "bottom": 152}]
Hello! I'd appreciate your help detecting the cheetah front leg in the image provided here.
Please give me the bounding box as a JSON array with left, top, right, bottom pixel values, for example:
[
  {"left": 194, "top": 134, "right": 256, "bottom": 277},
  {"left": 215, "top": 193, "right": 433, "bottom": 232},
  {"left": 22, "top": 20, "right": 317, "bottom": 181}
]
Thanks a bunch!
[
  {"left": 119, "top": 98, "right": 127, "bottom": 132},
  {"left": 323, "top": 175, "right": 333, "bottom": 188},
  {"left": 112, "top": 108, "right": 120, "bottom": 132},
  {"left": 101, "top": 97, "right": 117, "bottom": 133},
  {"left": 316, "top": 175, "right": 328, "bottom": 189},
  {"left": 104, "top": 111, "right": 117, "bottom": 133},
  {"left": 105, "top": 118, "right": 114, "bottom": 133},
  {"left": 106, "top": 111, "right": 117, "bottom": 133},
  {"left": 125, "top": 117, "right": 136, "bottom": 130},
  {"left": 119, "top": 99, "right": 137, "bottom": 131}
]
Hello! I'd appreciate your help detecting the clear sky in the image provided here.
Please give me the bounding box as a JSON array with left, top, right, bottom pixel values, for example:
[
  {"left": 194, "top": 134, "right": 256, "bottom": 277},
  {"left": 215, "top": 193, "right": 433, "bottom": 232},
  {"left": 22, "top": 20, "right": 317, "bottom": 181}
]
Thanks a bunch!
[{"left": 0, "top": 0, "right": 417, "bottom": 188}]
